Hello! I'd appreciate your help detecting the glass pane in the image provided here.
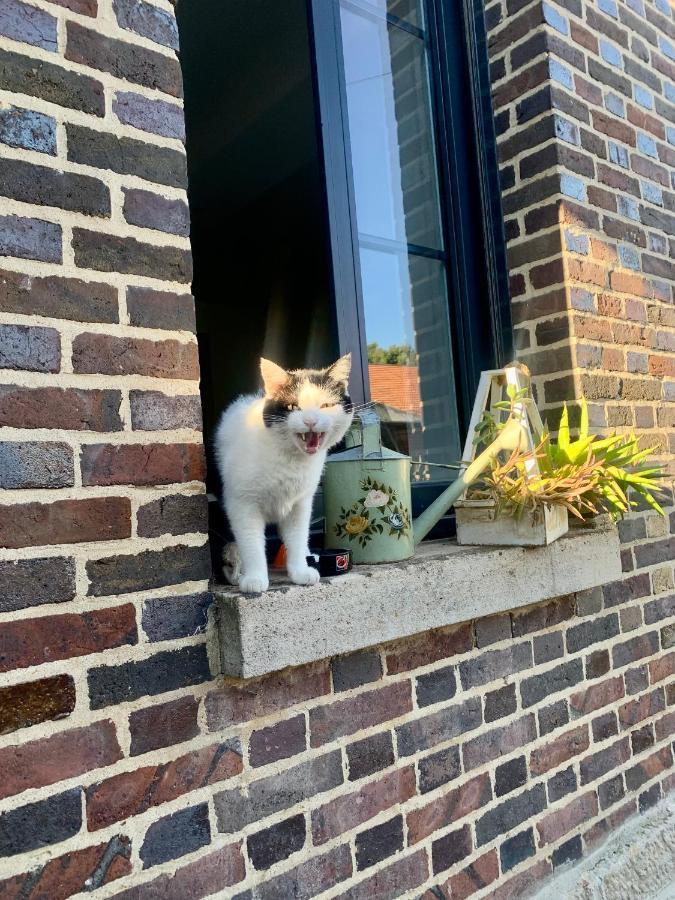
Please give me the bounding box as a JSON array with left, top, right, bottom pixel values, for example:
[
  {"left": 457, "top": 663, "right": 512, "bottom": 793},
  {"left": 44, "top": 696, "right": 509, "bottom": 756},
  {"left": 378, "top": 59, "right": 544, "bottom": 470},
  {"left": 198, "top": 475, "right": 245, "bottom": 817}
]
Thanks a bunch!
[
  {"left": 344, "top": 0, "right": 425, "bottom": 29},
  {"left": 340, "top": 2, "right": 443, "bottom": 250}
]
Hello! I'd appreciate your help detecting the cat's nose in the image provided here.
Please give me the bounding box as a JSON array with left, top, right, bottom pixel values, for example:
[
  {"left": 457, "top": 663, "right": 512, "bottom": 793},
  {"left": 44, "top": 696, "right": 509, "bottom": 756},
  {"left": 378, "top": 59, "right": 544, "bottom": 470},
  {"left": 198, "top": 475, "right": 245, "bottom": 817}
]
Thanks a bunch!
[{"left": 303, "top": 414, "right": 318, "bottom": 429}]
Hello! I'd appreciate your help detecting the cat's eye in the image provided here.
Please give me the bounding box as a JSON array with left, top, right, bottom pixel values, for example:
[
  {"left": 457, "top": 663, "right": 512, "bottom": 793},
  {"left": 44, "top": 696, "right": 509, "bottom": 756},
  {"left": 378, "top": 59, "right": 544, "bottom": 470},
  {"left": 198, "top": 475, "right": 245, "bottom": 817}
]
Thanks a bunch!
[
  {"left": 320, "top": 403, "right": 334, "bottom": 409},
  {"left": 287, "top": 403, "right": 299, "bottom": 411}
]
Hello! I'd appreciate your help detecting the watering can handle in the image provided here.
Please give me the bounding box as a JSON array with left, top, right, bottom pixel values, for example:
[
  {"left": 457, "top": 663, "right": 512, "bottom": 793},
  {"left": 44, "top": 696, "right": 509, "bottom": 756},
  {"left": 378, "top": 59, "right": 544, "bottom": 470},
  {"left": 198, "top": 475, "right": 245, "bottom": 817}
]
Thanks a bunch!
[{"left": 359, "top": 409, "right": 382, "bottom": 458}]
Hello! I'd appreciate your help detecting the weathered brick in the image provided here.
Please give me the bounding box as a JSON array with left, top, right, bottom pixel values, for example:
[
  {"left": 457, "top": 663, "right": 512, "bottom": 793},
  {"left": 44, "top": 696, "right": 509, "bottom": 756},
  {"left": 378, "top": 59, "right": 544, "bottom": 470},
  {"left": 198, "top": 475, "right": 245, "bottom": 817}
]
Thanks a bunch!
[
  {"left": 45, "top": 0, "right": 97, "bottom": 13},
  {"left": 130, "top": 391, "right": 202, "bottom": 431},
  {"left": 649, "top": 651, "right": 675, "bottom": 685},
  {"left": 140, "top": 804, "right": 210, "bottom": 869},
  {"left": 339, "top": 849, "right": 428, "bottom": 900},
  {"left": 73, "top": 333, "right": 199, "bottom": 379},
  {"left": 136, "top": 493, "right": 207, "bottom": 539},
  {"left": 459, "top": 641, "right": 532, "bottom": 688},
  {"left": 88, "top": 645, "right": 210, "bottom": 709},
  {"left": 141, "top": 592, "right": 212, "bottom": 642},
  {"left": 130, "top": 695, "right": 199, "bottom": 757},
  {"left": 0, "top": 673, "right": 75, "bottom": 736},
  {"left": 0, "top": 789, "right": 81, "bottom": 858},
  {"left": 126, "top": 286, "right": 195, "bottom": 332},
  {"left": 484, "top": 682, "right": 517, "bottom": 722},
  {"left": 396, "top": 696, "right": 482, "bottom": 757},
  {"left": 625, "top": 745, "right": 673, "bottom": 792},
  {"left": 0, "top": 105, "right": 56, "bottom": 154},
  {"left": 476, "top": 784, "right": 546, "bottom": 846},
  {"left": 114, "top": 0, "right": 178, "bottom": 48},
  {"left": 538, "top": 699, "right": 570, "bottom": 735},
  {"left": 534, "top": 631, "right": 564, "bottom": 664},
  {"left": 331, "top": 650, "right": 382, "bottom": 692},
  {"left": 81, "top": 443, "right": 205, "bottom": 487},
  {"left": 0, "top": 555, "right": 75, "bottom": 613},
  {"left": 520, "top": 659, "right": 584, "bottom": 707},
  {"left": 215, "top": 752, "right": 343, "bottom": 834},
  {"left": 0, "top": 268, "right": 117, "bottom": 323},
  {"left": 530, "top": 724, "right": 590, "bottom": 776},
  {"left": 408, "top": 772, "right": 492, "bottom": 845},
  {"left": 310, "top": 681, "right": 412, "bottom": 747},
  {"left": 619, "top": 687, "right": 665, "bottom": 728},
  {"left": 537, "top": 791, "right": 598, "bottom": 845},
  {"left": 249, "top": 715, "right": 306, "bottom": 768},
  {"left": 440, "top": 849, "right": 499, "bottom": 900},
  {"left": 247, "top": 814, "right": 305, "bottom": 871},
  {"left": 123, "top": 188, "right": 189, "bottom": 236},
  {"left": 66, "top": 21, "right": 182, "bottom": 96},
  {"left": 581, "top": 737, "right": 631, "bottom": 785},
  {"left": 355, "top": 815, "right": 403, "bottom": 871},
  {"left": 612, "top": 631, "right": 660, "bottom": 668},
  {"left": 431, "top": 823, "right": 472, "bottom": 875},
  {"left": 87, "top": 739, "right": 241, "bottom": 830},
  {"left": 86, "top": 542, "right": 210, "bottom": 597},
  {"left": 0, "top": 386, "right": 121, "bottom": 430},
  {"left": 500, "top": 827, "right": 535, "bottom": 872},
  {"left": 548, "top": 766, "right": 578, "bottom": 803},
  {"left": 631, "top": 724, "right": 655, "bottom": 756},
  {"left": 586, "top": 649, "right": 611, "bottom": 679},
  {"left": 347, "top": 732, "right": 395, "bottom": 782},
  {"left": 416, "top": 664, "right": 456, "bottom": 707},
  {"left": 0, "top": 720, "right": 121, "bottom": 801},
  {"left": 603, "top": 573, "right": 651, "bottom": 607},
  {"left": 0, "top": 496, "right": 131, "bottom": 549},
  {"left": 73, "top": 228, "right": 192, "bottom": 282},
  {"left": 463, "top": 714, "right": 537, "bottom": 771},
  {"left": 511, "top": 596, "right": 575, "bottom": 635},
  {"left": 236, "top": 846, "right": 352, "bottom": 900},
  {"left": 417, "top": 745, "right": 461, "bottom": 794},
  {"left": 311, "top": 767, "right": 414, "bottom": 847},
  {"left": 384, "top": 622, "right": 473, "bottom": 674},
  {"left": 570, "top": 675, "right": 625, "bottom": 716},
  {"left": 1, "top": 0, "right": 56, "bottom": 50},
  {"left": 0, "top": 214, "right": 61, "bottom": 262},
  {"left": 0, "top": 158, "right": 110, "bottom": 217},
  {"left": 566, "top": 613, "right": 620, "bottom": 653},
  {"left": 0, "top": 47, "right": 104, "bottom": 115},
  {"left": 495, "top": 756, "right": 528, "bottom": 798},
  {"left": 114, "top": 90, "right": 185, "bottom": 140},
  {"left": 655, "top": 711, "right": 675, "bottom": 743},
  {"left": 639, "top": 782, "right": 662, "bottom": 812},
  {"left": 644, "top": 594, "right": 675, "bottom": 625}
]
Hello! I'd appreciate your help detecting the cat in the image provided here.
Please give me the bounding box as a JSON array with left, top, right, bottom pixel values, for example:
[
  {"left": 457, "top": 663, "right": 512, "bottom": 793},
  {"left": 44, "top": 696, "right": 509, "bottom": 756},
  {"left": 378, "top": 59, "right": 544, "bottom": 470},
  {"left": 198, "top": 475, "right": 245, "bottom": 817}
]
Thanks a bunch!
[{"left": 214, "top": 354, "right": 353, "bottom": 593}]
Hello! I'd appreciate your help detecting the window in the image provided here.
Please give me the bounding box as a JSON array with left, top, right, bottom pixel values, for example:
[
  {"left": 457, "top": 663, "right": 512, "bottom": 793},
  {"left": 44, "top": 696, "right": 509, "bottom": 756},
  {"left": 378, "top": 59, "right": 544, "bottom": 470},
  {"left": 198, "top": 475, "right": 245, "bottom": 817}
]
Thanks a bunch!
[{"left": 178, "top": 0, "right": 511, "bottom": 547}]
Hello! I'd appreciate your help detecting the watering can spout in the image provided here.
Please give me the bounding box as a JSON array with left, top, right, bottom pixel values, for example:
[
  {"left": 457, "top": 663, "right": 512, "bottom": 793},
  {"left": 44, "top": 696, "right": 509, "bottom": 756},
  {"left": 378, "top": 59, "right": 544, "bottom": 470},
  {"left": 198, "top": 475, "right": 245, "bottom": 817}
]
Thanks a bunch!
[{"left": 412, "top": 416, "right": 528, "bottom": 546}]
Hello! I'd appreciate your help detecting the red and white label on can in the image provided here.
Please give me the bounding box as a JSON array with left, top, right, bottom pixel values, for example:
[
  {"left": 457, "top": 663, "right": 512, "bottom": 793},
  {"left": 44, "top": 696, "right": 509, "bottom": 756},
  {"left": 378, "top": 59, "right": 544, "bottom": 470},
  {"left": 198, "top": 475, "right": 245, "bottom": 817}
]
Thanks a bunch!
[{"left": 335, "top": 554, "right": 349, "bottom": 571}]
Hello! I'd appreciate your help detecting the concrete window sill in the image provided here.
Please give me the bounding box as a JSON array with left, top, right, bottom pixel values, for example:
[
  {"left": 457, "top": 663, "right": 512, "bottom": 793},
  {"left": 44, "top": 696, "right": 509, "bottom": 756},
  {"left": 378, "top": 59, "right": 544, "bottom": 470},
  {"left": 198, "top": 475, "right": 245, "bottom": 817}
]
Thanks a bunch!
[{"left": 212, "top": 523, "right": 621, "bottom": 678}]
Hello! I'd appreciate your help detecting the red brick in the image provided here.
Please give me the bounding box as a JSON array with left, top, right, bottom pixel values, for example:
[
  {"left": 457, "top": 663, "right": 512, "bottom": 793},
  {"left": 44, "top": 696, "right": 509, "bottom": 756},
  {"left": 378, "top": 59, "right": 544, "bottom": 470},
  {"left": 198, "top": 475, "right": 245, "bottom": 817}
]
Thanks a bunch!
[
  {"left": 129, "top": 695, "right": 199, "bottom": 756},
  {"left": 537, "top": 791, "right": 598, "bottom": 845},
  {"left": 626, "top": 104, "right": 666, "bottom": 140},
  {"left": 619, "top": 688, "right": 666, "bottom": 729},
  {"left": 571, "top": 20, "right": 598, "bottom": 53},
  {"left": 591, "top": 110, "right": 636, "bottom": 146},
  {"left": 584, "top": 799, "right": 636, "bottom": 849},
  {"left": 0, "top": 720, "right": 121, "bottom": 800},
  {"left": 406, "top": 773, "right": 492, "bottom": 845},
  {"left": 249, "top": 715, "right": 307, "bottom": 768},
  {"left": 590, "top": 239, "right": 619, "bottom": 262},
  {"left": 463, "top": 714, "right": 536, "bottom": 771},
  {"left": 588, "top": 186, "right": 618, "bottom": 213},
  {"left": 0, "top": 385, "right": 121, "bottom": 430},
  {"left": 574, "top": 315, "right": 613, "bottom": 341},
  {"left": 626, "top": 744, "right": 673, "bottom": 790},
  {"left": 0, "top": 836, "right": 132, "bottom": 899},
  {"left": 649, "top": 652, "right": 675, "bottom": 685},
  {"left": 511, "top": 596, "right": 575, "bottom": 636},
  {"left": 440, "top": 849, "right": 499, "bottom": 899},
  {"left": 72, "top": 333, "right": 199, "bottom": 379},
  {"left": 570, "top": 676, "right": 625, "bottom": 716},
  {"left": 0, "top": 604, "right": 137, "bottom": 672},
  {"left": 530, "top": 724, "right": 590, "bottom": 776},
  {"left": 87, "top": 740, "right": 242, "bottom": 830},
  {"left": 81, "top": 443, "right": 205, "bottom": 486},
  {"left": 649, "top": 354, "right": 675, "bottom": 377},
  {"left": 384, "top": 623, "right": 473, "bottom": 675},
  {"left": 0, "top": 496, "right": 131, "bottom": 549},
  {"left": 655, "top": 711, "right": 675, "bottom": 743},
  {"left": 567, "top": 258, "right": 608, "bottom": 287},
  {"left": 205, "top": 661, "right": 330, "bottom": 729},
  {"left": 312, "top": 767, "right": 416, "bottom": 845},
  {"left": 309, "top": 681, "right": 412, "bottom": 747},
  {"left": 111, "top": 842, "right": 245, "bottom": 900},
  {"left": 610, "top": 271, "right": 653, "bottom": 297}
]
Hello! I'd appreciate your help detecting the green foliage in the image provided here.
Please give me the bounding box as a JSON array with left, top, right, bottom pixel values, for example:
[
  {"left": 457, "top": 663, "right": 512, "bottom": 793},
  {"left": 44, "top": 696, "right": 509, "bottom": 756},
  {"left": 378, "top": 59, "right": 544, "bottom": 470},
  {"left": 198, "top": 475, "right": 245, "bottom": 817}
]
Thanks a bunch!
[{"left": 367, "top": 342, "right": 417, "bottom": 366}]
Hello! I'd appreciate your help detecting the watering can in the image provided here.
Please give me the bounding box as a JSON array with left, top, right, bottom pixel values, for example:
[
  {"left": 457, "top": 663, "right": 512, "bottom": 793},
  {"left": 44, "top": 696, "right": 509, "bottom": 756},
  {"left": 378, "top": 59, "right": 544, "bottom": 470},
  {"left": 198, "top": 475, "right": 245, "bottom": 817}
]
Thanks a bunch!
[{"left": 323, "top": 408, "right": 528, "bottom": 564}]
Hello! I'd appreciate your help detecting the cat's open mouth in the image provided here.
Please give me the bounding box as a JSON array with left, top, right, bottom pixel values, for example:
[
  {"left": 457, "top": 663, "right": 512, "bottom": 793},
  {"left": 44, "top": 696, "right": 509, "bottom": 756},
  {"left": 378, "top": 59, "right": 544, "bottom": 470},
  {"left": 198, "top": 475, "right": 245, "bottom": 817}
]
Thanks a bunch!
[{"left": 299, "top": 430, "right": 325, "bottom": 454}]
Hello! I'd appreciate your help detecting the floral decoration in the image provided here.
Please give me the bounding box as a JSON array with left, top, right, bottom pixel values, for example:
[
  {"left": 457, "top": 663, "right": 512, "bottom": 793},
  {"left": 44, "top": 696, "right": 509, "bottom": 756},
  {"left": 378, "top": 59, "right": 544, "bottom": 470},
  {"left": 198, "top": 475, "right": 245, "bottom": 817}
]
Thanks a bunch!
[{"left": 333, "top": 475, "right": 411, "bottom": 547}]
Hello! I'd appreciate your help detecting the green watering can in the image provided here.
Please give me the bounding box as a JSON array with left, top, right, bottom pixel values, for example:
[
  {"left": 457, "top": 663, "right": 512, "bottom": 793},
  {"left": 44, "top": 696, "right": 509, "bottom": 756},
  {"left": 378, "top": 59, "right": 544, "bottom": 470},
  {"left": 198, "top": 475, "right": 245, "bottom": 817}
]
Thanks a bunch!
[{"left": 323, "top": 408, "right": 527, "bottom": 564}]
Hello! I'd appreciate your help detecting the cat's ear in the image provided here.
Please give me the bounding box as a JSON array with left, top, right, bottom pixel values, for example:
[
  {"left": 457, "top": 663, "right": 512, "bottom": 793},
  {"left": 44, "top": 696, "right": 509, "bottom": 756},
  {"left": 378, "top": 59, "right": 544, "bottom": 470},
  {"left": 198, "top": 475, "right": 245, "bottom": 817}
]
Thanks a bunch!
[
  {"left": 260, "top": 358, "right": 289, "bottom": 396},
  {"left": 327, "top": 353, "right": 351, "bottom": 389}
]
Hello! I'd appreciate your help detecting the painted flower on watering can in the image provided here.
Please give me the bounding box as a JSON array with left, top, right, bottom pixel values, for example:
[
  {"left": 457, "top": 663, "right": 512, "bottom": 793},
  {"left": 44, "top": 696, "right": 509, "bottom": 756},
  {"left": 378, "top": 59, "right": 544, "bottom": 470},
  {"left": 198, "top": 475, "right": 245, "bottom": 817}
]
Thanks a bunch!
[
  {"left": 364, "top": 489, "right": 389, "bottom": 508},
  {"left": 386, "top": 512, "right": 405, "bottom": 530},
  {"left": 344, "top": 514, "right": 369, "bottom": 535}
]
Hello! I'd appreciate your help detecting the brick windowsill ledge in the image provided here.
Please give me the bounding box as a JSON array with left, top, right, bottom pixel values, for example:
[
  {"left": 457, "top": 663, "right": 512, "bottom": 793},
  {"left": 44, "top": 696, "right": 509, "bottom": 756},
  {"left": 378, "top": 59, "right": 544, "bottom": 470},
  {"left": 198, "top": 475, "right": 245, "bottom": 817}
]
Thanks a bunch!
[{"left": 212, "top": 523, "right": 621, "bottom": 678}]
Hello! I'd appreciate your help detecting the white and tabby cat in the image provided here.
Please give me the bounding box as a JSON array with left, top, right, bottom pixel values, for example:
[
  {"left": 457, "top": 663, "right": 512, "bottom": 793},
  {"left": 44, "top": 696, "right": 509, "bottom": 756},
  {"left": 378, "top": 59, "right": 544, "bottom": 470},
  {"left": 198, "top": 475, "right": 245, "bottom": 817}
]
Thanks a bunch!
[{"left": 214, "top": 354, "right": 353, "bottom": 593}]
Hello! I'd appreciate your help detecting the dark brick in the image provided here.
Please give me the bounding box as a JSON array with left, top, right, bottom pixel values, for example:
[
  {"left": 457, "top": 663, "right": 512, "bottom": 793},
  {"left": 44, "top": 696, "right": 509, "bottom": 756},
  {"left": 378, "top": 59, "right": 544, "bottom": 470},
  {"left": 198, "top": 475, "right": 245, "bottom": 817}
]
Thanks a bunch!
[
  {"left": 634, "top": 537, "right": 675, "bottom": 568},
  {"left": 567, "top": 614, "right": 620, "bottom": 653},
  {"left": 0, "top": 214, "right": 61, "bottom": 262},
  {"left": 441, "top": 849, "right": 500, "bottom": 899},
  {"left": 355, "top": 815, "right": 403, "bottom": 871},
  {"left": 463, "top": 715, "right": 537, "bottom": 771},
  {"left": 626, "top": 746, "right": 673, "bottom": 791},
  {"left": 0, "top": 674, "right": 75, "bottom": 736},
  {"left": 88, "top": 645, "right": 211, "bottom": 710},
  {"left": 0, "top": 789, "right": 81, "bottom": 858},
  {"left": 644, "top": 594, "right": 675, "bottom": 625},
  {"left": 126, "top": 287, "right": 196, "bottom": 332},
  {"left": 475, "top": 785, "right": 547, "bottom": 846},
  {"left": 416, "top": 664, "right": 456, "bottom": 707},
  {"left": 537, "top": 792, "right": 598, "bottom": 846},
  {"left": 114, "top": 90, "right": 185, "bottom": 140},
  {"left": 475, "top": 613, "right": 512, "bottom": 647},
  {"left": 580, "top": 737, "right": 630, "bottom": 785},
  {"left": 73, "top": 228, "right": 192, "bottom": 282},
  {"left": 0, "top": 48, "right": 104, "bottom": 115},
  {"left": 0, "top": 268, "right": 117, "bottom": 323},
  {"left": 511, "top": 596, "right": 575, "bottom": 636},
  {"left": 130, "top": 391, "right": 202, "bottom": 432},
  {"left": 66, "top": 21, "right": 182, "bottom": 96},
  {"left": 142, "top": 592, "right": 212, "bottom": 642},
  {"left": 141, "top": 804, "right": 210, "bottom": 869},
  {"left": 500, "top": 828, "right": 535, "bottom": 872},
  {"left": 0, "top": 105, "right": 56, "bottom": 154},
  {"left": 0, "top": 496, "right": 131, "bottom": 549},
  {"left": 86, "top": 542, "right": 210, "bottom": 597},
  {"left": 516, "top": 86, "right": 551, "bottom": 124},
  {"left": 639, "top": 782, "right": 661, "bottom": 812},
  {"left": 129, "top": 695, "right": 199, "bottom": 756},
  {"left": 114, "top": 0, "right": 178, "bottom": 48},
  {"left": 418, "top": 745, "right": 461, "bottom": 794},
  {"left": 521, "top": 659, "right": 584, "bottom": 708},
  {"left": 484, "top": 683, "right": 517, "bottom": 722},
  {"left": 431, "top": 823, "right": 472, "bottom": 875},
  {"left": 619, "top": 688, "right": 665, "bottom": 729},
  {"left": 247, "top": 814, "right": 305, "bottom": 871},
  {"left": 249, "top": 715, "right": 306, "bottom": 768},
  {"left": 538, "top": 699, "right": 570, "bottom": 735},
  {"left": 603, "top": 575, "right": 651, "bottom": 609},
  {"left": 311, "top": 682, "right": 412, "bottom": 747},
  {"left": 0, "top": 441, "right": 73, "bottom": 489},
  {"left": 384, "top": 623, "right": 473, "bottom": 674},
  {"left": 0, "top": 555, "right": 75, "bottom": 613},
  {"left": 552, "top": 835, "right": 582, "bottom": 868},
  {"left": 331, "top": 650, "right": 382, "bottom": 692},
  {"left": 112, "top": 844, "right": 244, "bottom": 900},
  {"left": 347, "top": 732, "right": 395, "bottom": 782},
  {"left": 234, "top": 846, "right": 351, "bottom": 900},
  {"left": 123, "top": 188, "right": 189, "bottom": 236},
  {"left": 625, "top": 665, "right": 649, "bottom": 695},
  {"left": 495, "top": 756, "right": 527, "bottom": 797},
  {"left": 0, "top": 158, "right": 109, "bottom": 217},
  {"left": 137, "top": 493, "right": 207, "bottom": 538},
  {"left": 588, "top": 58, "right": 632, "bottom": 97},
  {"left": 459, "top": 642, "right": 532, "bottom": 689},
  {"left": 631, "top": 724, "right": 654, "bottom": 756},
  {"left": 45, "top": 0, "right": 97, "bottom": 13},
  {"left": 612, "top": 632, "right": 660, "bottom": 669},
  {"left": 534, "top": 631, "right": 564, "bottom": 664},
  {"left": 67, "top": 124, "right": 186, "bottom": 188},
  {"left": 396, "top": 697, "right": 482, "bottom": 757},
  {"left": 548, "top": 766, "right": 577, "bottom": 802},
  {"left": 0, "top": 0, "right": 57, "bottom": 50},
  {"left": 586, "top": 649, "right": 611, "bottom": 679},
  {"left": 81, "top": 443, "right": 205, "bottom": 487},
  {"left": 592, "top": 711, "right": 618, "bottom": 742},
  {"left": 0, "top": 386, "right": 121, "bottom": 431}
]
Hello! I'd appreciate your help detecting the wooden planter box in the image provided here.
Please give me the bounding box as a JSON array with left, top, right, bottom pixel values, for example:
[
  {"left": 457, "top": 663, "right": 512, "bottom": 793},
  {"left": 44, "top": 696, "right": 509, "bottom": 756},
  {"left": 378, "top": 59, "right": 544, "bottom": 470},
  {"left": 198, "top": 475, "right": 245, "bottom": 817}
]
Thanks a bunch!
[{"left": 455, "top": 499, "right": 569, "bottom": 547}]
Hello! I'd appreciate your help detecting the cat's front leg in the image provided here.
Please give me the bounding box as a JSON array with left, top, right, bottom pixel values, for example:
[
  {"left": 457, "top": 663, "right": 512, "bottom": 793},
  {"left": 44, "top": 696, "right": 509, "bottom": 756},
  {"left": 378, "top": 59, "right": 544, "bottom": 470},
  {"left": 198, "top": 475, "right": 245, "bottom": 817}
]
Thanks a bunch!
[
  {"left": 279, "top": 495, "right": 320, "bottom": 587},
  {"left": 228, "top": 503, "right": 269, "bottom": 593}
]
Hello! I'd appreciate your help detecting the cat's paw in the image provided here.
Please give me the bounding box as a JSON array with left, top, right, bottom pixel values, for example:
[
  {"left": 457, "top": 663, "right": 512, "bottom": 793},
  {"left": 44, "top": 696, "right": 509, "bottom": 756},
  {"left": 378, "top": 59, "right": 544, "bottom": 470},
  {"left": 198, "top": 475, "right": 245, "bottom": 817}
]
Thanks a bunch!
[
  {"left": 239, "top": 573, "right": 269, "bottom": 594},
  {"left": 288, "top": 565, "right": 320, "bottom": 586}
]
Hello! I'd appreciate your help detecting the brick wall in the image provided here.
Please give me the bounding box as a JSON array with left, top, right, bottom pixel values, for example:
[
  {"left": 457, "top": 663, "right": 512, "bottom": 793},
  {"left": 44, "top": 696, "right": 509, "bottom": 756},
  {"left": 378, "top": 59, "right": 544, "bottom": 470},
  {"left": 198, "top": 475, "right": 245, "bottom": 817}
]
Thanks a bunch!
[{"left": 0, "top": 0, "right": 673, "bottom": 898}]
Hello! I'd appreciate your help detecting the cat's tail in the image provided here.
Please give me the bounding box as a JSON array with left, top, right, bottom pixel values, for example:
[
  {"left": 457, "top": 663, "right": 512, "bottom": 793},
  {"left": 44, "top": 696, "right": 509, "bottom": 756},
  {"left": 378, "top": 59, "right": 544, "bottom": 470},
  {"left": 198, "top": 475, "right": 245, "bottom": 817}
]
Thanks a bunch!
[{"left": 222, "top": 542, "right": 241, "bottom": 586}]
